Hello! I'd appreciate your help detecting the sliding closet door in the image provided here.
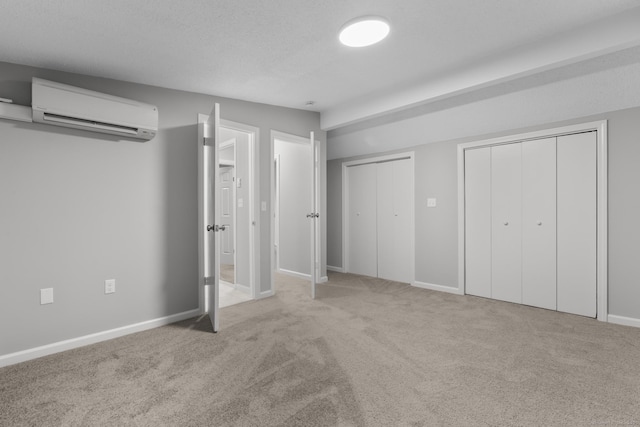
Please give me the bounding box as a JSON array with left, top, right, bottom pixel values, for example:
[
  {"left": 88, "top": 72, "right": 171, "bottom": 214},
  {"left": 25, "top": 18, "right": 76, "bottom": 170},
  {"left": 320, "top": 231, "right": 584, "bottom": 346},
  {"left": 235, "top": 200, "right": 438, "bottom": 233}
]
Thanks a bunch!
[
  {"left": 557, "top": 132, "right": 597, "bottom": 317},
  {"left": 491, "top": 144, "right": 522, "bottom": 304},
  {"left": 464, "top": 147, "right": 492, "bottom": 298},
  {"left": 522, "top": 137, "right": 557, "bottom": 310},
  {"left": 347, "top": 163, "right": 378, "bottom": 277},
  {"left": 377, "top": 159, "right": 412, "bottom": 283}
]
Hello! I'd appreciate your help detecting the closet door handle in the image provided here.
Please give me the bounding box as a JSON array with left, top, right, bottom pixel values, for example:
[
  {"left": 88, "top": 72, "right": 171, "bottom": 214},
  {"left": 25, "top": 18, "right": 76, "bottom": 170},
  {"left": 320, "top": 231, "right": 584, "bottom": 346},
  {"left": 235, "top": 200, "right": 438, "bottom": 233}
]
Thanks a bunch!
[
  {"left": 504, "top": 221, "right": 509, "bottom": 226},
  {"left": 537, "top": 221, "right": 543, "bottom": 226}
]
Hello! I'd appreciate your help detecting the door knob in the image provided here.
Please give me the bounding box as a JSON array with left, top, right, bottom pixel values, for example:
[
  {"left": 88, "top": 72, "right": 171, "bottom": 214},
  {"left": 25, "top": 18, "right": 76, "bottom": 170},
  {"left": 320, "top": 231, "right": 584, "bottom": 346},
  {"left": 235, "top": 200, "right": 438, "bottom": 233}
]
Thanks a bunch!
[
  {"left": 219, "top": 225, "right": 226, "bottom": 231},
  {"left": 537, "top": 221, "right": 542, "bottom": 226},
  {"left": 207, "top": 225, "right": 214, "bottom": 232},
  {"left": 504, "top": 222, "right": 509, "bottom": 226}
]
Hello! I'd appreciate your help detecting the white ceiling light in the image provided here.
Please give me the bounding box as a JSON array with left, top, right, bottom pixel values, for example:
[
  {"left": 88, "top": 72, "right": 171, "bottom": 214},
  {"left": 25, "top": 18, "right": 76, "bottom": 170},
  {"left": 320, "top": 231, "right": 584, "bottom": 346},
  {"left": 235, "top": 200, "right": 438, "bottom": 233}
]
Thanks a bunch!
[{"left": 339, "top": 16, "right": 390, "bottom": 47}]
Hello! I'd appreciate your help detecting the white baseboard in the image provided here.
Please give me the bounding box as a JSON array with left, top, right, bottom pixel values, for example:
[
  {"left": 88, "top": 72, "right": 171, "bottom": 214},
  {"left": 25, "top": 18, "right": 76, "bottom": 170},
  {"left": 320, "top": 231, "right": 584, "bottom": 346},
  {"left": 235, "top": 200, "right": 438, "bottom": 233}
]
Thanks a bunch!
[
  {"left": 412, "top": 281, "right": 464, "bottom": 295},
  {"left": 608, "top": 314, "right": 640, "bottom": 329},
  {"left": 327, "top": 265, "right": 344, "bottom": 273},
  {"left": 258, "top": 289, "right": 275, "bottom": 299},
  {"left": 0, "top": 308, "right": 201, "bottom": 368},
  {"left": 278, "top": 268, "right": 311, "bottom": 280}
]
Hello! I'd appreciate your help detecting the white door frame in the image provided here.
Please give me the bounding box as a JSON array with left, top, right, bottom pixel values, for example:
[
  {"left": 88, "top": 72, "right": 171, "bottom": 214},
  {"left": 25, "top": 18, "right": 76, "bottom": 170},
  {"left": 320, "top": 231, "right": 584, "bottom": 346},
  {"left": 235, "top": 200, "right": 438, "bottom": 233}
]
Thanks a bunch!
[
  {"left": 342, "top": 152, "right": 416, "bottom": 284},
  {"left": 197, "top": 114, "right": 260, "bottom": 314},
  {"left": 270, "top": 130, "right": 321, "bottom": 294},
  {"left": 457, "top": 120, "right": 608, "bottom": 321}
]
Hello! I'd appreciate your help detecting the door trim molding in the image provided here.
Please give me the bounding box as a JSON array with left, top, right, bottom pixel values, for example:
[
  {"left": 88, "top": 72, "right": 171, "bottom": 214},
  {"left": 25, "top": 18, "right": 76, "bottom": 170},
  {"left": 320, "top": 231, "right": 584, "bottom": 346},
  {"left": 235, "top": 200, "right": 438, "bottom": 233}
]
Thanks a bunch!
[
  {"left": 457, "top": 120, "right": 608, "bottom": 321},
  {"left": 342, "top": 152, "right": 416, "bottom": 283}
]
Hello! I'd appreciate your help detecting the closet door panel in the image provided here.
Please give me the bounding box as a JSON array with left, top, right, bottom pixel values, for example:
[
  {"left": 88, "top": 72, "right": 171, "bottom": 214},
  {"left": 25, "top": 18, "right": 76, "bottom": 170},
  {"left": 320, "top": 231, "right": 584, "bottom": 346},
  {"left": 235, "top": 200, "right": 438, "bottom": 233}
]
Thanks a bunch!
[
  {"left": 557, "top": 132, "right": 597, "bottom": 317},
  {"left": 464, "top": 147, "right": 492, "bottom": 298},
  {"left": 392, "top": 159, "right": 412, "bottom": 283},
  {"left": 347, "top": 164, "right": 378, "bottom": 277},
  {"left": 377, "top": 162, "right": 394, "bottom": 280},
  {"left": 491, "top": 143, "right": 522, "bottom": 304},
  {"left": 522, "top": 137, "right": 557, "bottom": 310}
]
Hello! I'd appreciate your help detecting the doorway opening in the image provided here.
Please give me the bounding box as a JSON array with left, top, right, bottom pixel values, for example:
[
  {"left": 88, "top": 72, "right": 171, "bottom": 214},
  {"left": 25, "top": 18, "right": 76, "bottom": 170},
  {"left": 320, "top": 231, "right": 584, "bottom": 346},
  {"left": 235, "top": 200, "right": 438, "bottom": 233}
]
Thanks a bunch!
[{"left": 270, "top": 130, "right": 320, "bottom": 299}]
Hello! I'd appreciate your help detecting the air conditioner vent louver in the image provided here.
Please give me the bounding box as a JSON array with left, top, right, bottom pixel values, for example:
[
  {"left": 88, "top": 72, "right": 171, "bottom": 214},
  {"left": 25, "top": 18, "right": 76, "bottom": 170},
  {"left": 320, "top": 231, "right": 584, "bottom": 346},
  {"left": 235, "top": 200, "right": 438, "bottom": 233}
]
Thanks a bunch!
[{"left": 32, "top": 78, "right": 158, "bottom": 141}]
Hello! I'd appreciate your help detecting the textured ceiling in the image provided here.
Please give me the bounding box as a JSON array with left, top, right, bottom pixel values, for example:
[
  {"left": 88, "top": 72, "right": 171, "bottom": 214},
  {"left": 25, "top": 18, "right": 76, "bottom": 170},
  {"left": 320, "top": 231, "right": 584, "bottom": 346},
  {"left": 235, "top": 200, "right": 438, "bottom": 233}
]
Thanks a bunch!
[{"left": 0, "top": 0, "right": 640, "bottom": 129}]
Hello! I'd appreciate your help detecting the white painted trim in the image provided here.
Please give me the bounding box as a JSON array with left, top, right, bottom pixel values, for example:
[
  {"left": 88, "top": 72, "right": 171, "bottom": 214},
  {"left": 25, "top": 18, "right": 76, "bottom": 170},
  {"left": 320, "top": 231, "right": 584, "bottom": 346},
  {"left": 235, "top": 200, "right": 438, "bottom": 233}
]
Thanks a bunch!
[
  {"left": 327, "top": 265, "right": 344, "bottom": 273},
  {"left": 319, "top": 276, "right": 328, "bottom": 284},
  {"left": 0, "top": 309, "right": 200, "bottom": 368},
  {"left": 457, "top": 120, "right": 608, "bottom": 321},
  {"left": 413, "top": 281, "right": 464, "bottom": 295},
  {"left": 258, "top": 289, "right": 275, "bottom": 299},
  {"left": 278, "top": 268, "right": 311, "bottom": 280},
  {"left": 197, "top": 114, "right": 207, "bottom": 316},
  {"left": 342, "top": 151, "right": 415, "bottom": 285},
  {"left": 608, "top": 314, "right": 640, "bottom": 329}
]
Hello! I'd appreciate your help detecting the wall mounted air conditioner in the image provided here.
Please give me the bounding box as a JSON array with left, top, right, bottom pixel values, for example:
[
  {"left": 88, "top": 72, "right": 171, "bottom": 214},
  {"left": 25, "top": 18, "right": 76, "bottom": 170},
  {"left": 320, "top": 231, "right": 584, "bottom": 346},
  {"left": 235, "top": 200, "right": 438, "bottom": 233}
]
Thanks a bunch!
[{"left": 32, "top": 78, "right": 158, "bottom": 141}]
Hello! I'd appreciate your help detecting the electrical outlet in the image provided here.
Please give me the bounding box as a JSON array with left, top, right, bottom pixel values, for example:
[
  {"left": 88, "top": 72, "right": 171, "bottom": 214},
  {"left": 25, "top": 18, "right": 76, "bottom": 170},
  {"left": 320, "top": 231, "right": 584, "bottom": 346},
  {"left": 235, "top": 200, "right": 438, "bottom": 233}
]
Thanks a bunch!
[
  {"left": 105, "top": 279, "right": 116, "bottom": 294},
  {"left": 40, "top": 288, "right": 54, "bottom": 305},
  {"left": 427, "top": 198, "right": 437, "bottom": 208}
]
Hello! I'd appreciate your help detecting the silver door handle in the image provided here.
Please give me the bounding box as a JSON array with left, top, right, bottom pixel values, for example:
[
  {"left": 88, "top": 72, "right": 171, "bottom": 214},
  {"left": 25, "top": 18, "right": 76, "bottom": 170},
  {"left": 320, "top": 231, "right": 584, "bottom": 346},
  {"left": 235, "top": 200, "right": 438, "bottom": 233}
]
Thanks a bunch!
[
  {"left": 504, "top": 222, "right": 509, "bottom": 226},
  {"left": 306, "top": 213, "right": 319, "bottom": 218},
  {"left": 219, "top": 225, "right": 226, "bottom": 231},
  {"left": 207, "top": 225, "right": 225, "bottom": 232},
  {"left": 537, "top": 221, "right": 542, "bottom": 226},
  {"left": 207, "top": 225, "right": 214, "bottom": 232}
]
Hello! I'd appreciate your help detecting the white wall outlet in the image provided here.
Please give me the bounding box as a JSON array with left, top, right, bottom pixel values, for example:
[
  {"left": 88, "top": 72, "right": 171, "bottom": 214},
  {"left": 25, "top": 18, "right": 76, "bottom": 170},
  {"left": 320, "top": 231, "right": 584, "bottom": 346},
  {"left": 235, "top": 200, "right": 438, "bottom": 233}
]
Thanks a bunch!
[
  {"left": 40, "top": 288, "right": 54, "bottom": 305},
  {"left": 427, "top": 198, "right": 437, "bottom": 208},
  {"left": 105, "top": 279, "right": 116, "bottom": 294}
]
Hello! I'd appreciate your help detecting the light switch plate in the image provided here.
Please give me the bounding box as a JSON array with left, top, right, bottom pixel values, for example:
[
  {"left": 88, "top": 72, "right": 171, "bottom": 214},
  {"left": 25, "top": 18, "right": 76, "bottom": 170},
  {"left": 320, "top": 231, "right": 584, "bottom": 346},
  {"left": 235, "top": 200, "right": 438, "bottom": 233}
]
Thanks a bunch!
[
  {"left": 40, "top": 288, "right": 54, "bottom": 305},
  {"left": 105, "top": 279, "right": 116, "bottom": 294},
  {"left": 427, "top": 198, "right": 437, "bottom": 207}
]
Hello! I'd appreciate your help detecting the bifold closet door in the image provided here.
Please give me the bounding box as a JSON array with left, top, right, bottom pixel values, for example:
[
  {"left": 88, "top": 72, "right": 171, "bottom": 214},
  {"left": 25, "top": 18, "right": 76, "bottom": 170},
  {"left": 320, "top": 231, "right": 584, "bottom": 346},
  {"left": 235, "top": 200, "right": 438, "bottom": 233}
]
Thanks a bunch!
[
  {"left": 377, "top": 159, "right": 412, "bottom": 283},
  {"left": 464, "top": 147, "right": 492, "bottom": 298},
  {"left": 522, "top": 137, "right": 557, "bottom": 310},
  {"left": 491, "top": 143, "right": 522, "bottom": 304},
  {"left": 347, "top": 163, "right": 378, "bottom": 277},
  {"left": 557, "top": 132, "right": 597, "bottom": 317}
]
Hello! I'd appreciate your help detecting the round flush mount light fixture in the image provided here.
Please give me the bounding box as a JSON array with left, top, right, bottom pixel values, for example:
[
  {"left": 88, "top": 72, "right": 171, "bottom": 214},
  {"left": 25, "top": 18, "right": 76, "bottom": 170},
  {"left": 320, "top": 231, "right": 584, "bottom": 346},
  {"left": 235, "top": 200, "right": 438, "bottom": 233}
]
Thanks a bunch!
[{"left": 339, "top": 16, "right": 390, "bottom": 47}]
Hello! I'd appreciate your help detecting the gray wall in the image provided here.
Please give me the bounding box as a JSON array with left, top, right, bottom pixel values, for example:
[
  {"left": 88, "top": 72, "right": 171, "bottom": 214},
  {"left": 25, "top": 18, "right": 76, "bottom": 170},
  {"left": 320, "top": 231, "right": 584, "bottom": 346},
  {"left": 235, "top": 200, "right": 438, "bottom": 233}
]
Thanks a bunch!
[
  {"left": 327, "top": 106, "right": 640, "bottom": 320},
  {"left": 274, "top": 138, "right": 312, "bottom": 276},
  {"left": 0, "top": 61, "right": 324, "bottom": 356}
]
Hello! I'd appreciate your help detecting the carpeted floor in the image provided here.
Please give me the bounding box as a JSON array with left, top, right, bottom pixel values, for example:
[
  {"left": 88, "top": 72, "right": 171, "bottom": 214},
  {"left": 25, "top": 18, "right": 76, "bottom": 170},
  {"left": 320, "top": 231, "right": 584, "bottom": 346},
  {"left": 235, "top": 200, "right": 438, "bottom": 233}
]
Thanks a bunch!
[{"left": 1, "top": 272, "right": 640, "bottom": 426}]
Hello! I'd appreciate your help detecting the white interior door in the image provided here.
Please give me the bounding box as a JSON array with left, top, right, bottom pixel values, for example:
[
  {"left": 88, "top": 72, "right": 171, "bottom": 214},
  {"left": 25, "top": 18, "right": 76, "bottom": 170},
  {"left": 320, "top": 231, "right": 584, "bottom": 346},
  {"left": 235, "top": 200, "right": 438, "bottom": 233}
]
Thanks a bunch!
[
  {"left": 464, "top": 147, "right": 492, "bottom": 298},
  {"left": 522, "top": 137, "right": 557, "bottom": 310},
  {"left": 309, "top": 132, "right": 318, "bottom": 299},
  {"left": 491, "top": 143, "right": 522, "bottom": 304},
  {"left": 219, "top": 165, "right": 235, "bottom": 271},
  {"left": 206, "top": 103, "right": 221, "bottom": 332},
  {"left": 557, "top": 132, "right": 597, "bottom": 317},
  {"left": 347, "top": 163, "right": 377, "bottom": 277}
]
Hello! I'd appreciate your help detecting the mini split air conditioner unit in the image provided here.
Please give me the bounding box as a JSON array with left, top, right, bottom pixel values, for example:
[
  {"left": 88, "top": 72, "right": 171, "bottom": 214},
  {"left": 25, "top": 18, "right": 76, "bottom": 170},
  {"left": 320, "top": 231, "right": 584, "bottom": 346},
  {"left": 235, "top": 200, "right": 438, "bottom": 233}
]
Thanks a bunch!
[{"left": 32, "top": 78, "right": 158, "bottom": 141}]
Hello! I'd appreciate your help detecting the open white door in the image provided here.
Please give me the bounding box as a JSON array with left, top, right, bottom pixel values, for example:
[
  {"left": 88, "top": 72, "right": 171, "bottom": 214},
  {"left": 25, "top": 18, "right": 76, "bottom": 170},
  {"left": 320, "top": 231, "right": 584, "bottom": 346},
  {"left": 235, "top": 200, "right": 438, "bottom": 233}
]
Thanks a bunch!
[
  {"left": 308, "top": 132, "right": 319, "bottom": 299},
  {"left": 204, "top": 103, "right": 221, "bottom": 332}
]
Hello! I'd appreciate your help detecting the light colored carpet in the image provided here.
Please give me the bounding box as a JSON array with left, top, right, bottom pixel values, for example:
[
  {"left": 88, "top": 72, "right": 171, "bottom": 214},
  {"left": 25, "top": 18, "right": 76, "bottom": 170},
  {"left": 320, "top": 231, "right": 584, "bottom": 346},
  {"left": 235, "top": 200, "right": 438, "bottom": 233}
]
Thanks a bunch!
[{"left": 1, "top": 272, "right": 640, "bottom": 426}]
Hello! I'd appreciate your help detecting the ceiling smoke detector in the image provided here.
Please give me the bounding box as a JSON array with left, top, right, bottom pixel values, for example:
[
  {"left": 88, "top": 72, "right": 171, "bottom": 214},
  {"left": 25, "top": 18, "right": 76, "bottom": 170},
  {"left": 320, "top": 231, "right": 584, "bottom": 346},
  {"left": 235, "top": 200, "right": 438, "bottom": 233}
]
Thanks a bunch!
[{"left": 339, "top": 16, "right": 390, "bottom": 47}]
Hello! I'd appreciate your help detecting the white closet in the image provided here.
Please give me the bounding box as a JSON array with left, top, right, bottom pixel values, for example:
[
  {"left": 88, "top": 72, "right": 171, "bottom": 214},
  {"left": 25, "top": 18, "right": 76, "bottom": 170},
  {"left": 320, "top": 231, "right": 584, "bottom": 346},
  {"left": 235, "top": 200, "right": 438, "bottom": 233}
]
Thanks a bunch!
[
  {"left": 347, "top": 158, "right": 413, "bottom": 283},
  {"left": 464, "top": 131, "right": 597, "bottom": 317}
]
